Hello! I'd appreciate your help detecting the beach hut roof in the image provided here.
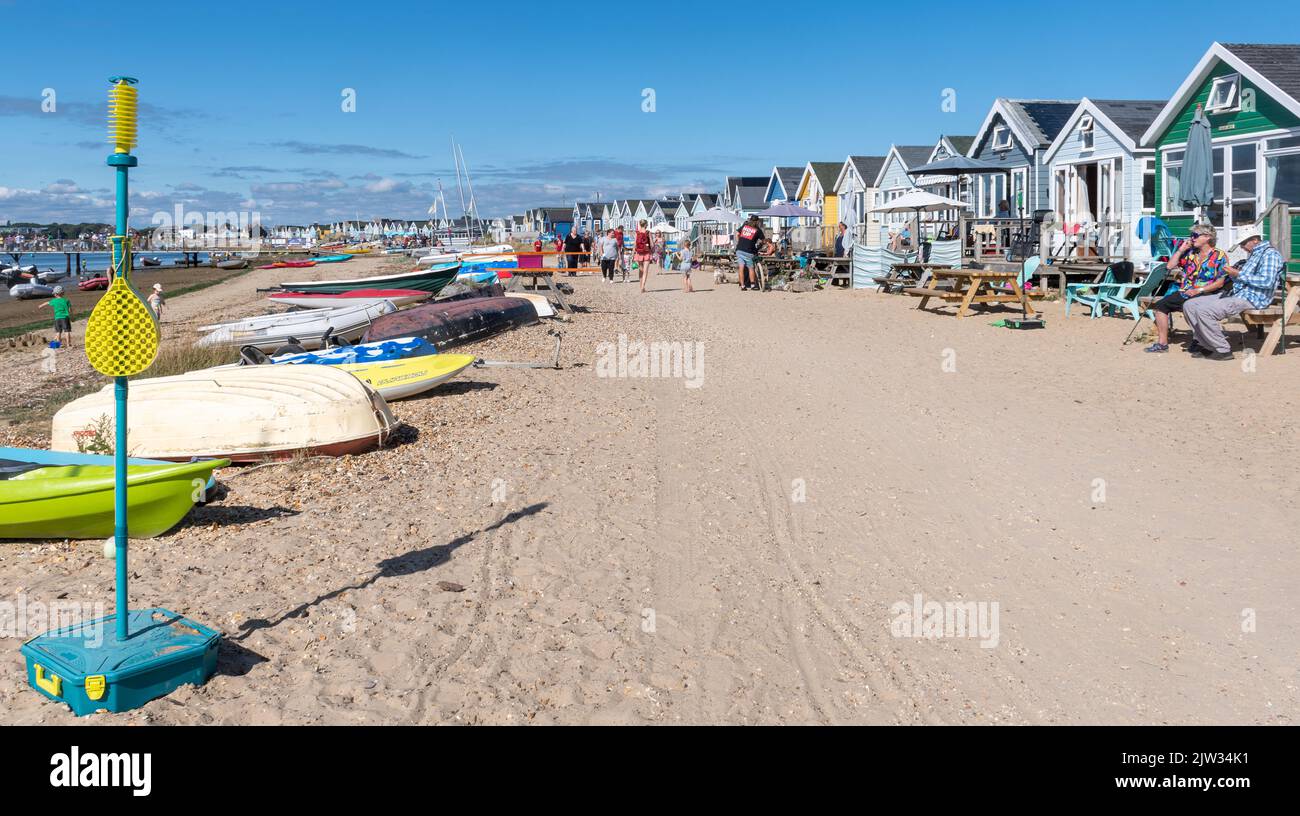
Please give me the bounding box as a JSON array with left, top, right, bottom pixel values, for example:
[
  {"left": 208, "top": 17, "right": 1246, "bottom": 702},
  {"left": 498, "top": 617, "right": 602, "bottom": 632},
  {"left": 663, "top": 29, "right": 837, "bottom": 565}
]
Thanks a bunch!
[
  {"left": 1141, "top": 42, "right": 1300, "bottom": 145},
  {"left": 807, "top": 162, "right": 841, "bottom": 192},
  {"left": 838, "top": 155, "right": 888, "bottom": 190},
  {"left": 1042, "top": 98, "right": 1165, "bottom": 162},
  {"left": 872, "top": 145, "right": 933, "bottom": 187},
  {"left": 770, "top": 166, "right": 804, "bottom": 200},
  {"left": 944, "top": 135, "right": 976, "bottom": 155},
  {"left": 969, "top": 99, "right": 1080, "bottom": 156}
]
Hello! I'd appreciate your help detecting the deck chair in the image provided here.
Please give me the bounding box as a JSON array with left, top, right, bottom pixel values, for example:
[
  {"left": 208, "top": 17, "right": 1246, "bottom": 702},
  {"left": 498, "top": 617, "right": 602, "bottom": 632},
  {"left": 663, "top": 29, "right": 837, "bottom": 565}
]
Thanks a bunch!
[
  {"left": 1099, "top": 263, "right": 1172, "bottom": 322},
  {"left": 1064, "top": 261, "right": 1135, "bottom": 318}
]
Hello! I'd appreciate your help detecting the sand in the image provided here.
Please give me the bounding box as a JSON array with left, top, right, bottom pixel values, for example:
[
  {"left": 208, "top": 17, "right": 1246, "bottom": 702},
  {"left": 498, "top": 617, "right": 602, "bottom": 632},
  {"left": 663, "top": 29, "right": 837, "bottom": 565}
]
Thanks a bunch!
[{"left": 1, "top": 258, "right": 1297, "bottom": 724}]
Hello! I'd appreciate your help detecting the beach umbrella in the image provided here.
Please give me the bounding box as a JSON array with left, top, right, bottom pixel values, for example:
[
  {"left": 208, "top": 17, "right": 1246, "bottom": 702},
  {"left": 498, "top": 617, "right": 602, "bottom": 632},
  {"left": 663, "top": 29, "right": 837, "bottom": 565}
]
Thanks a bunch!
[
  {"left": 1179, "top": 104, "right": 1215, "bottom": 219},
  {"left": 870, "top": 190, "right": 970, "bottom": 255},
  {"left": 905, "top": 155, "right": 1005, "bottom": 177},
  {"left": 688, "top": 206, "right": 743, "bottom": 224},
  {"left": 649, "top": 223, "right": 681, "bottom": 234},
  {"left": 754, "top": 202, "right": 821, "bottom": 219}
]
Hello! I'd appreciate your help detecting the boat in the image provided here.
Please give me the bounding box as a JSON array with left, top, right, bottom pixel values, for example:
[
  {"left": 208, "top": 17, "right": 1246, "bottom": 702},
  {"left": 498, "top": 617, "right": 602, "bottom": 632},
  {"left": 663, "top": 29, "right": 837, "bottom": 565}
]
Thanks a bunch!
[
  {"left": 9, "top": 283, "right": 54, "bottom": 299},
  {"left": 196, "top": 300, "right": 397, "bottom": 351},
  {"left": 0, "top": 454, "right": 229, "bottom": 540},
  {"left": 232, "top": 341, "right": 476, "bottom": 401},
  {"left": 140, "top": 257, "right": 162, "bottom": 267},
  {"left": 257, "top": 260, "right": 316, "bottom": 269},
  {"left": 505, "top": 292, "right": 556, "bottom": 318},
  {"left": 277, "top": 260, "right": 461, "bottom": 296},
  {"left": 78, "top": 276, "right": 110, "bottom": 291},
  {"left": 0, "top": 446, "right": 220, "bottom": 495},
  {"left": 267, "top": 288, "right": 430, "bottom": 309},
  {"left": 52, "top": 366, "right": 399, "bottom": 463},
  {"left": 216, "top": 259, "right": 249, "bottom": 270},
  {"left": 310, "top": 254, "right": 352, "bottom": 263},
  {"left": 415, "top": 252, "right": 458, "bottom": 268},
  {"left": 342, "top": 247, "right": 372, "bottom": 255},
  {"left": 362, "top": 296, "right": 537, "bottom": 349},
  {"left": 36, "top": 269, "right": 70, "bottom": 284}
]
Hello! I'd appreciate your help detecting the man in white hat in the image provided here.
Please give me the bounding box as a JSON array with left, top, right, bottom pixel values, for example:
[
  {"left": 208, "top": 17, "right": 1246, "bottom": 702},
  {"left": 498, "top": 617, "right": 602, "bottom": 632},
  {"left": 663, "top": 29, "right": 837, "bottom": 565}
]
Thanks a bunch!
[{"left": 1182, "top": 229, "right": 1285, "bottom": 360}]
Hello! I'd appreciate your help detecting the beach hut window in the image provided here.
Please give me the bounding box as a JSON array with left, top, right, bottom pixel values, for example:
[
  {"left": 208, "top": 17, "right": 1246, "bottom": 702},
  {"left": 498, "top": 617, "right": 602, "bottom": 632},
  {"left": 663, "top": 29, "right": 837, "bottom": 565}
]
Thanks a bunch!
[
  {"left": 1078, "top": 116, "right": 1094, "bottom": 151},
  {"left": 1264, "top": 134, "right": 1300, "bottom": 207},
  {"left": 1162, "top": 150, "right": 1185, "bottom": 213},
  {"left": 1206, "top": 74, "right": 1240, "bottom": 113},
  {"left": 992, "top": 125, "right": 1012, "bottom": 151},
  {"left": 1142, "top": 159, "right": 1156, "bottom": 212}
]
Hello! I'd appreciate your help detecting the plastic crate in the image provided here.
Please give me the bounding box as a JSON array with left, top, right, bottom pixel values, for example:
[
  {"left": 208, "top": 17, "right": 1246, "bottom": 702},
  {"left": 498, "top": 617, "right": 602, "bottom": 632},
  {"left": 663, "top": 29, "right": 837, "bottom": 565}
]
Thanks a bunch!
[{"left": 21, "top": 607, "right": 220, "bottom": 716}]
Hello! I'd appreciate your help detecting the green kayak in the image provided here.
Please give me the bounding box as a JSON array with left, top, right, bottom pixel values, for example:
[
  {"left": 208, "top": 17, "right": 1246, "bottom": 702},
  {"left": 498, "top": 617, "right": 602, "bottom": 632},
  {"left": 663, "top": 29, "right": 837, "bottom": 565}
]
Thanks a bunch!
[{"left": 0, "top": 459, "right": 229, "bottom": 540}]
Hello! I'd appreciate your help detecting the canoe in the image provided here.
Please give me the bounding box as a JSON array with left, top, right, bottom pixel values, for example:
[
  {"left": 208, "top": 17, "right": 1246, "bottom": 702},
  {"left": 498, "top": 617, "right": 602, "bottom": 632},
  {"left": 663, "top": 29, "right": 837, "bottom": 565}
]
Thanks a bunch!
[
  {"left": 196, "top": 300, "right": 397, "bottom": 351},
  {"left": 505, "top": 292, "right": 556, "bottom": 318},
  {"left": 78, "top": 276, "right": 110, "bottom": 291},
  {"left": 257, "top": 260, "right": 316, "bottom": 269},
  {"left": 0, "top": 457, "right": 229, "bottom": 540},
  {"left": 52, "top": 366, "right": 399, "bottom": 463},
  {"left": 267, "top": 288, "right": 430, "bottom": 309},
  {"left": 9, "top": 283, "right": 54, "bottom": 299},
  {"left": 278, "top": 261, "right": 461, "bottom": 296},
  {"left": 0, "top": 446, "right": 220, "bottom": 497},
  {"left": 310, "top": 254, "right": 352, "bottom": 263},
  {"left": 362, "top": 296, "right": 538, "bottom": 349}
]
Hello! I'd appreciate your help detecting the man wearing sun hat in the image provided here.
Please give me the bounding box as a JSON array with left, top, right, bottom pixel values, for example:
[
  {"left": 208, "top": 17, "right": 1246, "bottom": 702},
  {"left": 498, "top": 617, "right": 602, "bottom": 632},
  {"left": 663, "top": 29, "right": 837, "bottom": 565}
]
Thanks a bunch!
[{"left": 1182, "top": 227, "right": 1285, "bottom": 360}]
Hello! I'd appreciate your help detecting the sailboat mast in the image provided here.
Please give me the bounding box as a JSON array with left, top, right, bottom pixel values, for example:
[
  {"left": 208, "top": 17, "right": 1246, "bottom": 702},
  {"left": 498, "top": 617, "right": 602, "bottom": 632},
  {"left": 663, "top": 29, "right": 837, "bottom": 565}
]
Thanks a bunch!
[{"left": 458, "top": 143, "right": 480, "bottom": 239}]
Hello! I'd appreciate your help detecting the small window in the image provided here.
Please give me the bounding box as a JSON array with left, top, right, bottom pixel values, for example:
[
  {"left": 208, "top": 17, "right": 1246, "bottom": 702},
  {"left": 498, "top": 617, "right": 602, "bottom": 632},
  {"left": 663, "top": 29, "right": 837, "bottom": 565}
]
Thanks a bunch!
[
  {"left": 1078, "top": 115, "right": 1094, "bottom": 150},
  {"left": 992, "top": 125, "right": 1012, "bottom": 151},
  {"left": 1206, "top": 74, "right": 1240, "bottom": 112}
]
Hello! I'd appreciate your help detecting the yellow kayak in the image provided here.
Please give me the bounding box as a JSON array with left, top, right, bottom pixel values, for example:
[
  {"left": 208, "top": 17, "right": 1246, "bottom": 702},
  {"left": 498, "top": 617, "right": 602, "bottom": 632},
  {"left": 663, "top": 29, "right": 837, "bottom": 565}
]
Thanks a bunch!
[{"left": 336, "top": 353, "right": 475, "bottom": 400}]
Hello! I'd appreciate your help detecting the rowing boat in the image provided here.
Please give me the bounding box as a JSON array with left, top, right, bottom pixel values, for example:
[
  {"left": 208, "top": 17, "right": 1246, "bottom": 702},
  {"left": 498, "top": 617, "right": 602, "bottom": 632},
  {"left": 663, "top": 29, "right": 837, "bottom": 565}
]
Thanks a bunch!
[
  {"left": 52, "top": 366, "right": 398, "bottom": 462},
  {"left": 267, "top": 288, "right": 431, "bottom": 309},
  {"left": 362, "top": 296, "right": 537, "bottom": 349},
  {"left": 196, "top": 300, "right": 397, "bottom": 351},
  {"left": 277, "top": 261, "right": 461, "bottom": 296}
]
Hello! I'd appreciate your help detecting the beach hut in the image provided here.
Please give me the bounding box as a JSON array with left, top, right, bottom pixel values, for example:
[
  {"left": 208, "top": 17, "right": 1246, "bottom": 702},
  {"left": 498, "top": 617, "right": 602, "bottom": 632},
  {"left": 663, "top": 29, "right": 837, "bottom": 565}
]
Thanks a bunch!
[
  {"left": 796, "top": 161, "right": 843, "bottom": 247},
  {"left": 1141, "top": 42, "right": 1300, "bottom": 255},
  {"left": 722, "top": 176, "right": 769, "bottom": 216},
  {"left": 833, "top": 155, "right": 888, "bottom": 246},
  {"left": 874, "top": 145, "right": 935, "bottom": 233},
  {"left": 1042, "top": 98, "right": 1164, "bottom": 259},
  {"left": 967, "top": 98, "right": 1079, "bottom": 218},
  {"left": 764, "top": 166, "right": 804, "bottom": 205}
]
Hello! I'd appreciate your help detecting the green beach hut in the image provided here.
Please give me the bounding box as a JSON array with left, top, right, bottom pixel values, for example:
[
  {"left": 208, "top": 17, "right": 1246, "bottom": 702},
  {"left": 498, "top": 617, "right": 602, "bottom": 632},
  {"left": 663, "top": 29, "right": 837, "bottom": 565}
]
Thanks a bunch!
[{"left": 1142, "top": 42, "right": 1300, "bottom": 267}]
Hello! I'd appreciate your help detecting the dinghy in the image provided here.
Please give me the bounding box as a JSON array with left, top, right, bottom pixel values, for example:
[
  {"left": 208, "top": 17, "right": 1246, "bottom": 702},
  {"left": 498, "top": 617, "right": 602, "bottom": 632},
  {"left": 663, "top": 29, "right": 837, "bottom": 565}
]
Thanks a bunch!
[
  {"left": 415, "top": 252, "right": 459, "bottom": 268},
  {"left": 0, "top": 455, "right": 228, "bottom": 540},
  {"left": 196, "top": 300, "right": 397, "bottom": 351},
  {"left": 216, "top": 259, "right": 249, "bottom": 270},
  {"left": 362, "top": 296, "right": 537, "bottom": 350},
  {"left": 52, "top": 366, "right": 398, "bottom": 463},
  {"left": 505, "top": 292, "right": 556, "bottom": 318},
  {"left": 140, "top": 257, "right": 162, "bottom": 267},
  {"left": 78, "top": 275, "right": 109, "bottom": 291},
  {"left": 9, "top": 283, "right": 54, "bottom": 299},
  {"left": 267, "top": 288, "right": 430, "bottom": 309},
  {"left": 278, "top": 261, "right": 461, "bottom": 296},
  {"left": 223, "top": 337, "right": 470, "bottom": 400}
]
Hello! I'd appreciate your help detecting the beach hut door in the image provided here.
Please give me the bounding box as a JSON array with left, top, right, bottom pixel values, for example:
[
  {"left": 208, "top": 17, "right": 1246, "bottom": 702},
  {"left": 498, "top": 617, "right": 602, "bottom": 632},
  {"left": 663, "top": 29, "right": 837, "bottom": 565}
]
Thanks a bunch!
[{"left": 1207, "top": 142, "right": 1260, "bottom": 246}]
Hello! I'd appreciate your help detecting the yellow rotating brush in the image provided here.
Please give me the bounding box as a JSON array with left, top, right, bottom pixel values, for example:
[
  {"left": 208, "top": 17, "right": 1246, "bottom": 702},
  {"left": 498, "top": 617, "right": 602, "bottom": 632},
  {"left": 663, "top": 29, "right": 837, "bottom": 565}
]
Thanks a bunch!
[{"left": 86, "top": 77, "right": 158, "bottom": 378}]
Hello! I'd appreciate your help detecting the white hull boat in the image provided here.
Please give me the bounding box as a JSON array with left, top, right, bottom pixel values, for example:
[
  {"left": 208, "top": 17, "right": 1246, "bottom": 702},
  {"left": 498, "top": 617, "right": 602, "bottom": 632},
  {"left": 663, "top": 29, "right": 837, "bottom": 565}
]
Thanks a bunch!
[
  {"left": 52, "top": 365, "right": 398, "bottom": 462},
  {"left": 196, "top": 300, "right": 397, "bottom": 351}
]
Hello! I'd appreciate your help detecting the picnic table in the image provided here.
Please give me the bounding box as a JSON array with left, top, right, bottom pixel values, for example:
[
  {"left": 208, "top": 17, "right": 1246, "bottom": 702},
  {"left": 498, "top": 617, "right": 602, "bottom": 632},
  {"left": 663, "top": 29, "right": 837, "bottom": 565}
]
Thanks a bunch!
[
  {"left": 494, "top": 267, "right": 572, "bottom": 312},
  {"left": 812, "top": 255, "right": 852, "bottom": 287},
  {"left": 876, "top": 263, "right": 949, "bottom": 294},
  {"left": 905, "top": 268, "right": 1034, "bottom": 317},
  {"left": 1245, "top": 272, "right": 1300, "bottom": 357}
]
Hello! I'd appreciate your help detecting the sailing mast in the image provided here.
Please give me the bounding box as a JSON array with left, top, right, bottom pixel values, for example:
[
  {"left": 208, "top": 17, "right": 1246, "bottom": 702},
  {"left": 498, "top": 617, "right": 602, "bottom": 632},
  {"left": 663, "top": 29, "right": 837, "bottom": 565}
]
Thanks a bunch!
[{"left": 457, "top": 143, "right": 480, "bottom": 240}]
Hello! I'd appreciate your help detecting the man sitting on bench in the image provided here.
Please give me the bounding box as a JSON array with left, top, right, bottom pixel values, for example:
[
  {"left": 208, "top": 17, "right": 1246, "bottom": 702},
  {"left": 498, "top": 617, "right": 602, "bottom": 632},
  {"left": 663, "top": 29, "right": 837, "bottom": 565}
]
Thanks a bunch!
[{"left": 1183, "top": 230, "right": 1285, "bottom": 361}]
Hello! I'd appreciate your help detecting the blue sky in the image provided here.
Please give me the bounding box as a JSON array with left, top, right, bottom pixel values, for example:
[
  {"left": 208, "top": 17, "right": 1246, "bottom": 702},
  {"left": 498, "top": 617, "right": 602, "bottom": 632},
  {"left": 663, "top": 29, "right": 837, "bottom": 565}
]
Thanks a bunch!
[{"left": 2, "top": 0, "right": 1297, "bottom": 225}]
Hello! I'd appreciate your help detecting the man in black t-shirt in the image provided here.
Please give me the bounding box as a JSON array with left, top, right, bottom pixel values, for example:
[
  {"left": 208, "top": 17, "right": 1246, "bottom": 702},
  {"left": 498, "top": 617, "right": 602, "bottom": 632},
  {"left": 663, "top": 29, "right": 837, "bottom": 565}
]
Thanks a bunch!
[
  {"left": 734, "top": 216, "right": 765, "bottom": 290},
  {"left": 563, "top": 229, "right": 583, "bottom": 275}
]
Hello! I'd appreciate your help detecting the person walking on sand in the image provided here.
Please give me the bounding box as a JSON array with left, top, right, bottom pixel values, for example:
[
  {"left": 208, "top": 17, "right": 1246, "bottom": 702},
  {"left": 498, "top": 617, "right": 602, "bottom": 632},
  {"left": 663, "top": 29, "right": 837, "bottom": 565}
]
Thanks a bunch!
[
  {"left": 613, "top": 226, "right": 626, "bottom": 279},
  {"left": 37, "top": 285, "right": 74, "bottom": 348},
  {"left": 598, "top": 228, "right": 619, "bottom": 282},
  {"left": 678, "top": 240, "right": 695, "bottom": 293},
  {"left": 147, "top": 282, "right": 166, "bottom": 322},
  {"left": 563, "top": 228, "right": 583, "bottom": 276},
  {"left": 633, "top": 220, "right": 653, "bottom": 293}
]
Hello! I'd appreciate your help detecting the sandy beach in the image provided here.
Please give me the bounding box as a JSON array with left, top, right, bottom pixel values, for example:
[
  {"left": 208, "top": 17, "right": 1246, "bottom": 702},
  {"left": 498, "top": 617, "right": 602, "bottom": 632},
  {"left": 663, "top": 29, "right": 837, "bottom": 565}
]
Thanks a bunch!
[{"left": 1, "top": 258, "right": 1296, "bottom": 724}]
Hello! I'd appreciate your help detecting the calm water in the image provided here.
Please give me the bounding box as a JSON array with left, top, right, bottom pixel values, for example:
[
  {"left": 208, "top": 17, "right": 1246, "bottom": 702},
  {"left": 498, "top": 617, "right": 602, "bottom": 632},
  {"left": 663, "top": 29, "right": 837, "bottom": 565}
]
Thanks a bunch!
[{"left": 2, "top": 251, "right": 210, "bottom": 272}]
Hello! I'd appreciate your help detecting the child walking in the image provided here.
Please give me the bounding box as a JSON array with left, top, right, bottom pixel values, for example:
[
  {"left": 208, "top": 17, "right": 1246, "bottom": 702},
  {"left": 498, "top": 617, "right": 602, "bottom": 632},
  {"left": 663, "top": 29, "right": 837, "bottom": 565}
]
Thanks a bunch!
[{"left": 37, "top": 285, "right": 74, "bottom": 348}]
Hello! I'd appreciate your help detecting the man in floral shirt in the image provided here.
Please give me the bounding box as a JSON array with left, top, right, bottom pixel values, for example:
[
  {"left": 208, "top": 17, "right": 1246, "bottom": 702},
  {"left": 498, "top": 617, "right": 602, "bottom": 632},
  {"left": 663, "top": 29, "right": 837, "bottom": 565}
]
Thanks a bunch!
[
  {"left": 1183, "top": 230, "right": 1286, "bottom": 361},
  {"left": 1145, "top": 224, "right": 1229, "bottom": 353}
]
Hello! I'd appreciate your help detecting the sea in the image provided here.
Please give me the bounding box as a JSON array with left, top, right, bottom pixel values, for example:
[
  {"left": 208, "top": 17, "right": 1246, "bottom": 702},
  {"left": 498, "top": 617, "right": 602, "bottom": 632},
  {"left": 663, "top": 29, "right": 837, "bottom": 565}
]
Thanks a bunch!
[{"left": 2, "top": 251, "right": 211, "bottom": 273}]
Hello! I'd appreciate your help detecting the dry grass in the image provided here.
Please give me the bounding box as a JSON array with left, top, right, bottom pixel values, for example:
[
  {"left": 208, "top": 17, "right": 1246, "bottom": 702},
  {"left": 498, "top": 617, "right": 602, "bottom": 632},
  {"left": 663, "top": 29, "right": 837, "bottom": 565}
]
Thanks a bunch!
[{"left": 132, "top": 342, "right": 235, "bottom": 379}]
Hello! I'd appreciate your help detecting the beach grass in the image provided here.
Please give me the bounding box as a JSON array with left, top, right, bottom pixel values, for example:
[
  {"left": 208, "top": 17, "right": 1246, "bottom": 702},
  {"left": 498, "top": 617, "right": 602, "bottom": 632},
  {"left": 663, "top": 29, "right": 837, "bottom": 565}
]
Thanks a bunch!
[{"left": 136, "top": 341, "right": 235, "bottom": 379}]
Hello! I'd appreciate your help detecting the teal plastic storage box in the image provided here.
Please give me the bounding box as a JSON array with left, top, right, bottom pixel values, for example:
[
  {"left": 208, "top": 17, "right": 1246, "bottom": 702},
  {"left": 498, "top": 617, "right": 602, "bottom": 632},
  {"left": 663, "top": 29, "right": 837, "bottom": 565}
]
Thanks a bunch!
[{"left": 20, "top": 607, "right": 221, "bottom": 716}]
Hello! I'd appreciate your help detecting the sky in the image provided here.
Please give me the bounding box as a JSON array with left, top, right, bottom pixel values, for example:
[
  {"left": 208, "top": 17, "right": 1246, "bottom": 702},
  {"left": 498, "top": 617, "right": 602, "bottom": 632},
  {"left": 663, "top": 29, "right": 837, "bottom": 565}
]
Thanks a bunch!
[{"left": 2, "top": 0, "right": 1298, "bottom": 226}]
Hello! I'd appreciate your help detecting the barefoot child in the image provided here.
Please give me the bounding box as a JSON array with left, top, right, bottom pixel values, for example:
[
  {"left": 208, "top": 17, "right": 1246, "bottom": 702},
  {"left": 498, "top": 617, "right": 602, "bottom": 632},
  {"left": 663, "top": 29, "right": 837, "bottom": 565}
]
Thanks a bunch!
[
  {"left": 679, "top": 241, "right": 694, "bottom": 293},
  {"left": 36, "top": 285, "right": 73, "bottom": 348}
]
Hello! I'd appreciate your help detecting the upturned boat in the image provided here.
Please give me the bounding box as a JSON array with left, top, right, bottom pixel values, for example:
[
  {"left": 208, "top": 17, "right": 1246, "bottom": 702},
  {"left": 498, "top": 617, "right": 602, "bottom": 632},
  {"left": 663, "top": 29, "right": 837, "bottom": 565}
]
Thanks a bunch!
[
  {"left": 278, "top": 261, "right": 460, "bottom": 296},
  {"left": 267, "top": 288, "right": 430, "bottom": 309},
  {"left": 196, "top": 300, "right": 397, "bottom": 351},
  {"left": 52, "top": 366, "right": 398, "bottom": 463},
  {"left": 362, "top": 295, "right": 537, "bottom": 349}
]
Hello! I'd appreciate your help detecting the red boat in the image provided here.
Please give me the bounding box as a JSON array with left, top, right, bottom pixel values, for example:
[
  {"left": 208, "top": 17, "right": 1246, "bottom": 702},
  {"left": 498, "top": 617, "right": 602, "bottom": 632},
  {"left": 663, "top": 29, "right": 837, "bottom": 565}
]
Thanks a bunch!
[
  {"left": 256, "top": 260, "right": 317, "bottom": 269},
  {"left": 78, "top": 276, "right": 109, "bottom": 291}
]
